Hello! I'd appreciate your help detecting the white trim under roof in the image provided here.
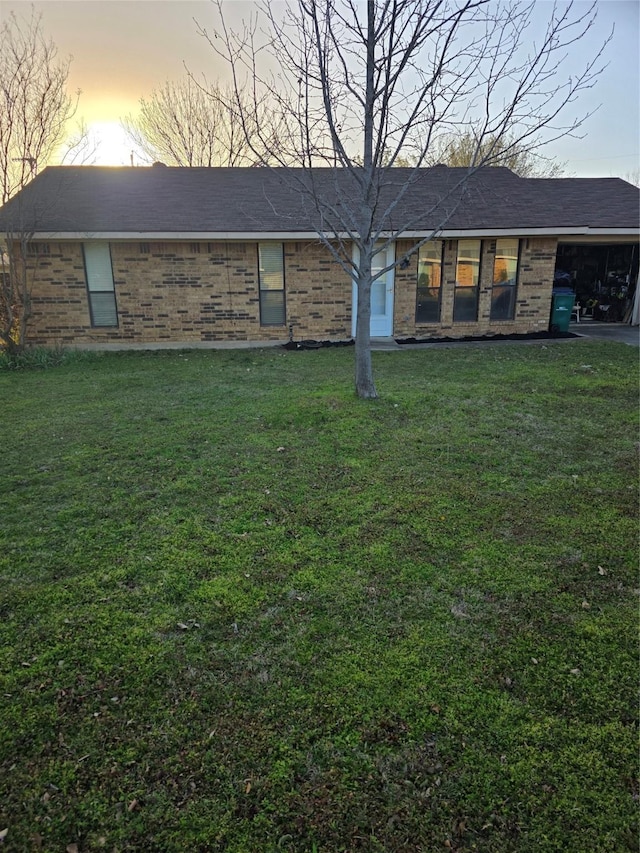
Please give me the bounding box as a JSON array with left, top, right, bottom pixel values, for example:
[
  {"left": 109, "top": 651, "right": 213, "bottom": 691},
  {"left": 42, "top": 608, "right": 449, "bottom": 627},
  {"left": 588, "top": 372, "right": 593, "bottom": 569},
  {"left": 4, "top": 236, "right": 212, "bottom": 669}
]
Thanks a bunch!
[
  {"left": 414, "top": 228, "right": 640, "bottom": 239},
  {"left": 554, "top": 234, "right": 640, "bottom": 244},
  {"left": 22, "top": 227, "right": 640, "bottom": 241},
  {"left": 27, "top": 231, "right": 331, "bottom": 241}
]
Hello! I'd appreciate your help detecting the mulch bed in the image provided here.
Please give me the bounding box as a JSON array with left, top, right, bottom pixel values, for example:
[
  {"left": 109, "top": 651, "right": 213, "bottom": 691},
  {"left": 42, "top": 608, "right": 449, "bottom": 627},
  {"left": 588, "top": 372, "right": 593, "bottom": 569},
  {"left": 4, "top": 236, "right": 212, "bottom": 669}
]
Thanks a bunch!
[
  {"left": 395, "top": 330, "right": 579, "bottom": 345},
  {"left": 282, "top": 330, "right": 579, "bottom": 349}
]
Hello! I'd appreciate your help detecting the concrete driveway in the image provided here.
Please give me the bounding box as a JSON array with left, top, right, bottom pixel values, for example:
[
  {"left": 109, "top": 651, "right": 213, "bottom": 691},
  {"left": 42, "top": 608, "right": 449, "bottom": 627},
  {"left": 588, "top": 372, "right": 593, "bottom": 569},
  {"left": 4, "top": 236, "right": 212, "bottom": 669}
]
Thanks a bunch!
[{"left": 573, "top": 322, "right": 640, "bottom": 347}]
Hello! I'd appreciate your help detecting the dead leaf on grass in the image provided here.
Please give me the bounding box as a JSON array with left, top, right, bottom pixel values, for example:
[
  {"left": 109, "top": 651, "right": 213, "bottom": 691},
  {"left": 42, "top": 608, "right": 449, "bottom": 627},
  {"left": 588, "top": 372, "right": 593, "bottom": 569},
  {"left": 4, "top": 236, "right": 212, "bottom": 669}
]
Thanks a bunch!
[
  {"left": 450, "top": 602, "right": 469, "bottom": 618},
  {"left": 66, "top": 845, "right": 78, "bottom": 853},
  {"left": 454, "top": 817, "right": 467, "bottom": 836},
  {"left": 127, "top": 799, "right": 140, "bottom": 812},
  {"left": 0, "top": 828, "right": 8, "bottom": 843}
]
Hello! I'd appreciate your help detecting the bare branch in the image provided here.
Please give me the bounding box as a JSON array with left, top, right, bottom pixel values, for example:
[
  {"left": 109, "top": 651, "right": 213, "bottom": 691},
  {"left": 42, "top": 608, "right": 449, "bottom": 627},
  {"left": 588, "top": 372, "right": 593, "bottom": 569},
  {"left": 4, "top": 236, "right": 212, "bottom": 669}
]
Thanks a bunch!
[
  {"left": 0, "top": 8, "right": 78, "bottom": 204},
  {"left": 203, "top": 0, "right": 608, "bottom": 397},
  {"left": 0, "top": 8, "right": 81, "bottom": 351}
]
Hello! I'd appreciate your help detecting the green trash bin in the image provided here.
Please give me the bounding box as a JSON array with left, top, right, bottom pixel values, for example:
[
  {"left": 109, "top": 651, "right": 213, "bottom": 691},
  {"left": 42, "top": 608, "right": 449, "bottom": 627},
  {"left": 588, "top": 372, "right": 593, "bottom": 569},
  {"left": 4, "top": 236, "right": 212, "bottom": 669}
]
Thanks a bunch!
[{"left": 550, "top": 288, "right": 575, "bottom": 333}]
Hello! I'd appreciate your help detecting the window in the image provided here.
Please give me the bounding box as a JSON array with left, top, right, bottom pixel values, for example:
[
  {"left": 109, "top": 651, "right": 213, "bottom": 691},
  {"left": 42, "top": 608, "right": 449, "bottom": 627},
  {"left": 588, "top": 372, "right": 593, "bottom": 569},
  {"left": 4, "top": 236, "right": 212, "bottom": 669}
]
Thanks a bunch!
[
  {"left": 416, "top": 241, "right": 443, "bottom": 323},
  {"left": 490, "top": 239, "right": 519, "bottom": 320},
  {"left": 258, "top": 242, "right": 286, "bottom": 325},
  {"left": 454, "top": 239, "right": 481, "bottom": 322},
  {"left": 83, "top": 242, "right": 118, "bottom": 327}
]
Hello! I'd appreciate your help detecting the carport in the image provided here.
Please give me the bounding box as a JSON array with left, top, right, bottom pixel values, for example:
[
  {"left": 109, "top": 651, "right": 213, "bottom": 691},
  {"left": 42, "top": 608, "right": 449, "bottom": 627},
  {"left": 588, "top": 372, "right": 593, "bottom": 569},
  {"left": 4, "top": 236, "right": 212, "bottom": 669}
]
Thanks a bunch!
[{"left": 555, "top": 240, "right": 639, "bottom": 322}]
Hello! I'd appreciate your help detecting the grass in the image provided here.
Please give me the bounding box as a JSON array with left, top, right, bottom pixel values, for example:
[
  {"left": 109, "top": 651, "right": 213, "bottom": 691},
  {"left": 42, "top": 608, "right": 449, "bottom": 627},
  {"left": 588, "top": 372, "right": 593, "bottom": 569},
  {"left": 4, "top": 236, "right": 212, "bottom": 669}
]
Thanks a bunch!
[
  {"left": 0, "top": 345, "right": 86, "bottom": 370},
  {"left": 0, "top": 341, "right": 637, "bottom": 852}
]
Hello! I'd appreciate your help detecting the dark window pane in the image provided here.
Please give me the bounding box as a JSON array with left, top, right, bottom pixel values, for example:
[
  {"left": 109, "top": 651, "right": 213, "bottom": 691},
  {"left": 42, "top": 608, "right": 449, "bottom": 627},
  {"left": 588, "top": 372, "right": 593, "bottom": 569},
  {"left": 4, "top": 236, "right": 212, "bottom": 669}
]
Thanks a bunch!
[
  {"left": 260, "top": 290, "right": 286, "bottom": 325},
  {"left": 89, "top": 292, "right": 118, "bottom": 326},
  {"left": 490, "top": 284, "right": 517, "bottom": 320},
  {"left": 416, "top": 289, "right": 441, "bottom": 323},
  {"left": 453, "top": 287, "right": 478, "bottom": 322}
]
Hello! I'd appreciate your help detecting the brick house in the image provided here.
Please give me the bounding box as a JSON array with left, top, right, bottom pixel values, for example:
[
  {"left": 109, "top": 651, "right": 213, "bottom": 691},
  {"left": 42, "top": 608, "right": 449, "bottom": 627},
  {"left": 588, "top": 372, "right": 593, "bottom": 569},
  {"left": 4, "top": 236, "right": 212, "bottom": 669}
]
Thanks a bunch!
[{"left": 0, "top": 165, "right": 637, "bottom": 347}]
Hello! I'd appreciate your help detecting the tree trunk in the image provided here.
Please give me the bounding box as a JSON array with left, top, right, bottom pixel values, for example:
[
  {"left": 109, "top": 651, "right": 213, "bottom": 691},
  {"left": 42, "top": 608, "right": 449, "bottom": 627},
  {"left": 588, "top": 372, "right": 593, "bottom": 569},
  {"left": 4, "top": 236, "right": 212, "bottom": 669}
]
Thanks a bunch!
[
  {"left": 353, "top": 1, "right": 378, "bottom": 400},
  {"left": 355, "top": 325, "right": 377, "bottom": 398},
  {"left": 354, "top": 248, "right": 377, "bottom": 399},
  {"left": 2, "top": 244, "right": 30, "bottom": 353}
]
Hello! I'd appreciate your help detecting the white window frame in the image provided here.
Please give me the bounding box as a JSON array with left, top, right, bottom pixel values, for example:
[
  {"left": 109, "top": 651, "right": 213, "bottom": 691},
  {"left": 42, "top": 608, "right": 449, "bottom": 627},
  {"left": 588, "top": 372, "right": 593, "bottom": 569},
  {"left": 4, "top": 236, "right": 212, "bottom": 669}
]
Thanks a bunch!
[
  {"left": 83, "top": 242, "right": 118, "bottom": 328},
  {"left": 258, "top": 242, "right": 286, "bottom": 326}
]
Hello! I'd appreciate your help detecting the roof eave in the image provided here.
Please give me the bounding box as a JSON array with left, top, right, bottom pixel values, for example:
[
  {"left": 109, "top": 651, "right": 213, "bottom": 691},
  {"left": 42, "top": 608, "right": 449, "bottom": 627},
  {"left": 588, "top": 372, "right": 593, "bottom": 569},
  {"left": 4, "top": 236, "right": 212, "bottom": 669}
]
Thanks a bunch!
[{"left": 11, "top": 226, "right": 640, "bottom": 241}]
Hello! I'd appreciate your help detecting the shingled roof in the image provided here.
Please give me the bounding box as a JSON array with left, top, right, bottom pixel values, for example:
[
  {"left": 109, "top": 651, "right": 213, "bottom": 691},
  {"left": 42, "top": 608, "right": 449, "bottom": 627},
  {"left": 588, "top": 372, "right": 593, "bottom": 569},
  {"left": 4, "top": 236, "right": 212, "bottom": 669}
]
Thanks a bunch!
[{"left": 0, "top": 164, "right": 637, "bottom": 236}]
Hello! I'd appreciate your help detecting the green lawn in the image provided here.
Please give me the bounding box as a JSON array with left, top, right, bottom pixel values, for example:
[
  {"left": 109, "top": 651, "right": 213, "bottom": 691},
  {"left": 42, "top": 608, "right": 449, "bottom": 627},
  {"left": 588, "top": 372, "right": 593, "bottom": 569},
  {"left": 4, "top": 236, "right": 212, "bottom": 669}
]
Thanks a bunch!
[{"left": 0, "top": 342, "right": 637, "bottom": 852}]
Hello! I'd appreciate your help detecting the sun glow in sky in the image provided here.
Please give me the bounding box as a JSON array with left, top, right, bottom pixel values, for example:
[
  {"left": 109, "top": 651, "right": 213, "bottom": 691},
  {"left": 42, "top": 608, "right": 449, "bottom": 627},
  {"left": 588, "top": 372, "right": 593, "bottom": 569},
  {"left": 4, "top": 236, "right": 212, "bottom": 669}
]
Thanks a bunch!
[
  {"left": 87, "top": 121, "right": 136, "bottom": 167},
  {"left": 3, "top": 0, "right": 640, "bottom": 177}
]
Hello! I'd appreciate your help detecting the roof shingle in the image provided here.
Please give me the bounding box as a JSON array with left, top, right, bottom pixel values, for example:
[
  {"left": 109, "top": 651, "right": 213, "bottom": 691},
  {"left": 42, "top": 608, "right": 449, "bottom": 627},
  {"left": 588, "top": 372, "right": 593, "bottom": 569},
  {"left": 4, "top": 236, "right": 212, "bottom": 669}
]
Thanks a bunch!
[{"left": 0, "top": 165, "right": 637, "bottom": 235}]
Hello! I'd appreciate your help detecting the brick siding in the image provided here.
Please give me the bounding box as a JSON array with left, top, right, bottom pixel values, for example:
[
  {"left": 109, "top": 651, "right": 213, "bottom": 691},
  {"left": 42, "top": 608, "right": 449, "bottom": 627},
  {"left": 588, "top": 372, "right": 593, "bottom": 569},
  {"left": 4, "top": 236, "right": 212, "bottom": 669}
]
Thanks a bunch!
[{"left": 22, "top": 236, "right": 557, "bottom": 346}]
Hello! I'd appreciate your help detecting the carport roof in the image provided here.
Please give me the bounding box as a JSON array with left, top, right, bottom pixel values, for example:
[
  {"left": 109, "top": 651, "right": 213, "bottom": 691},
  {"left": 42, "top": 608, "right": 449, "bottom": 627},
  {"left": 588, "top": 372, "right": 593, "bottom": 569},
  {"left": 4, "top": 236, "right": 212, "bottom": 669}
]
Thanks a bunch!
[{"left": 0, "top": 164, "right": 638, "bottom": 237}]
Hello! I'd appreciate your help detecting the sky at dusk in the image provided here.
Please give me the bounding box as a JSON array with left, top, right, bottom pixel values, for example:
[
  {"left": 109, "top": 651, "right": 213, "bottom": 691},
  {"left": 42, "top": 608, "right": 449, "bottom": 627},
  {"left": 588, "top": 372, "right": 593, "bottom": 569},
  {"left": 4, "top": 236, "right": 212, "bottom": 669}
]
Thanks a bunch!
[{"left": 2, "top": 0, "right": 639, "bottom": 178}]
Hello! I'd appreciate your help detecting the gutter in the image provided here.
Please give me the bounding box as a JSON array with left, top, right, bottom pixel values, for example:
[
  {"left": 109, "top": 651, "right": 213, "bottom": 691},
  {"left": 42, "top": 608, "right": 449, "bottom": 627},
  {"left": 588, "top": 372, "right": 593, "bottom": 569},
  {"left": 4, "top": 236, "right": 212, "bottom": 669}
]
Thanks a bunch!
[{"left": 9, "top": 227, "right": 640, "bottom": 241}]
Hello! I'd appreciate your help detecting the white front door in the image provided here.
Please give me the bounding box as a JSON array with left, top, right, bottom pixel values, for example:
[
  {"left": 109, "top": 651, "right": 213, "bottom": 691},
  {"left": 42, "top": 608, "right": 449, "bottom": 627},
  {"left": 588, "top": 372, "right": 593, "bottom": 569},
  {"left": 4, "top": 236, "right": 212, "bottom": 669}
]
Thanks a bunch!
[{"left": 351, "top": 242, "right": 395, "bottom": 337}]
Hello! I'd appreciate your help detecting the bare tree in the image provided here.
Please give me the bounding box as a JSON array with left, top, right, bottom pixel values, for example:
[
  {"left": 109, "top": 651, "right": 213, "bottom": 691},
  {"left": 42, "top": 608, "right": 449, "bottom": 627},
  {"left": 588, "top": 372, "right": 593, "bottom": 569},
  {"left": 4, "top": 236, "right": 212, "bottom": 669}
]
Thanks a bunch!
[
  {"left": 1, "top": 227, "right": 35, "bottom": 355},
  {"left": 122, "top": 77, "right": 280, "bottom": 166},
  {"left": 0, "top": 9, "right": 83, "bottom": 352},
  {"left": 63, "top": 119, "right": 97, "bottom": 167},
  {"left": 204, "top": 0, "right": 607, "bottom": 399},
  {"left": 0, "top": 9, "right": 81, "bottom": 205},
  {"left": 426, "top": 131, "right": 565, "bottom": 177}
]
